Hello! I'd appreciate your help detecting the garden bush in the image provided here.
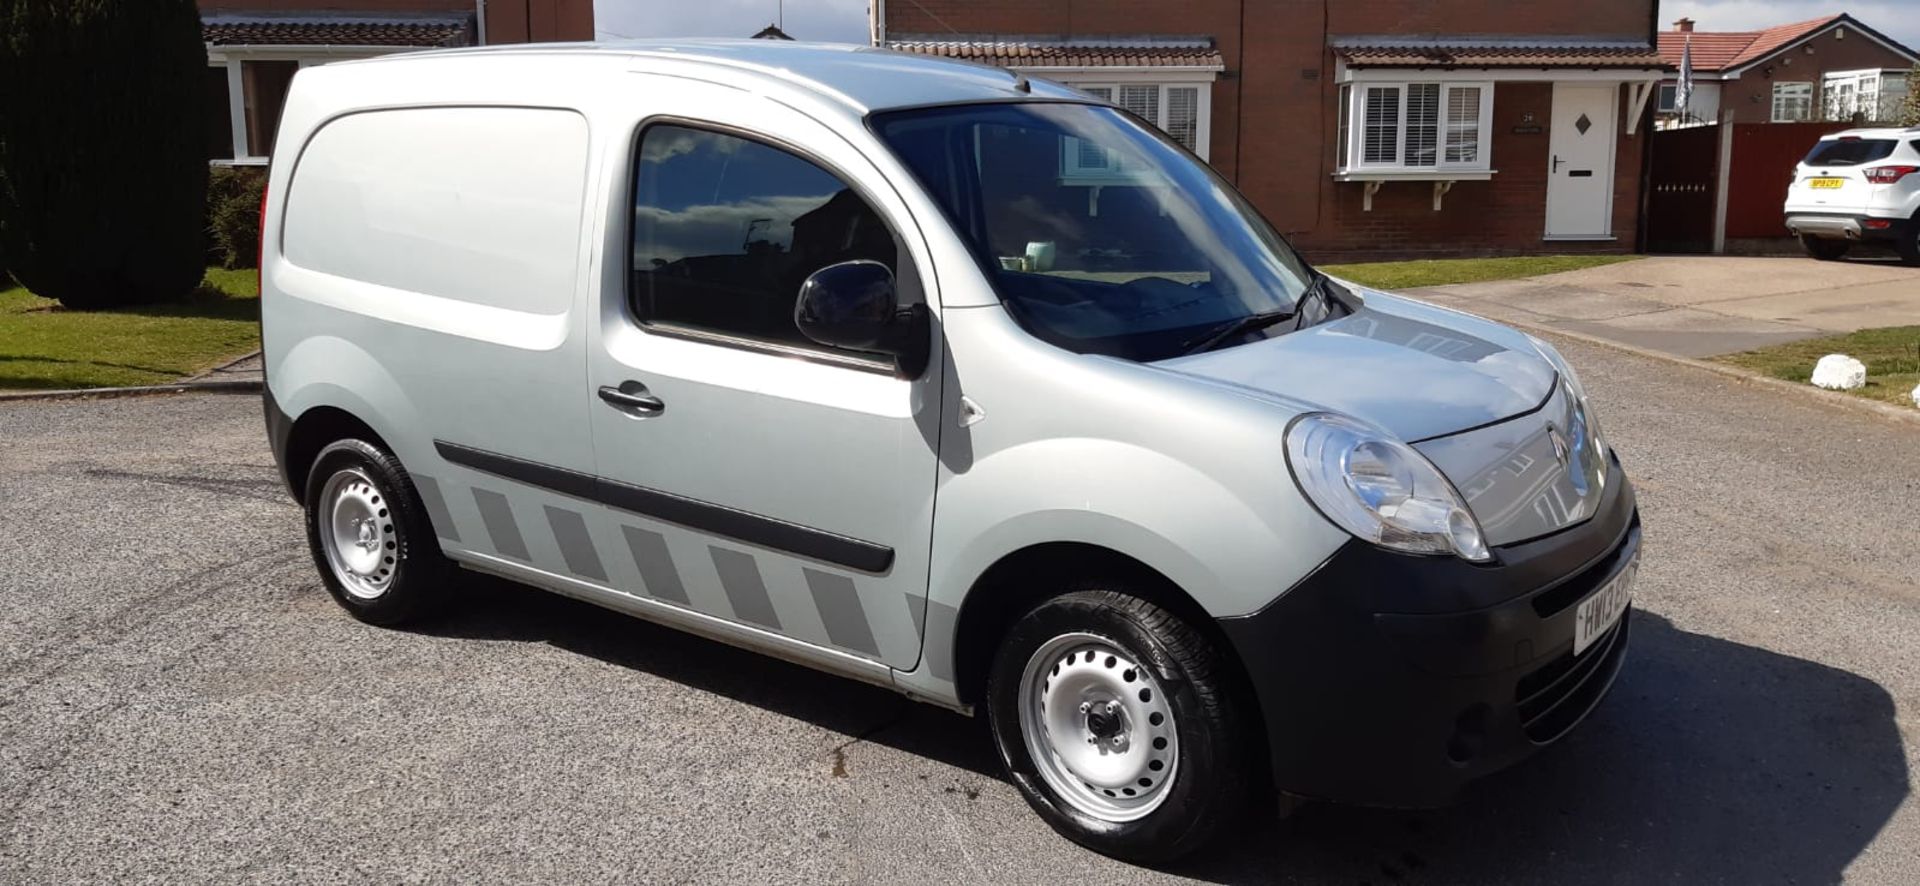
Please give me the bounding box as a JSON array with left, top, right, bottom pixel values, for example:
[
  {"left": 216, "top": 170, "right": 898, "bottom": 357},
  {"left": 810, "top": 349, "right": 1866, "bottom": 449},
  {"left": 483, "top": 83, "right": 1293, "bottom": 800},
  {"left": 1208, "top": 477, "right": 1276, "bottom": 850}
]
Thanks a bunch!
[{"left": 207, "top": 166, "right": 266, "bottom": 269}]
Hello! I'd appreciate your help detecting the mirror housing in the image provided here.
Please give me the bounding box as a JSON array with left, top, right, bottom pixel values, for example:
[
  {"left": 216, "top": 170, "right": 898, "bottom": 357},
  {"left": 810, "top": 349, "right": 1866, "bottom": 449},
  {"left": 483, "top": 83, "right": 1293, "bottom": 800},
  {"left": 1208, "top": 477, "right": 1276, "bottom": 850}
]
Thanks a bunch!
[{"left": 795, "top": 260, "right": 930, "bottom": 378}]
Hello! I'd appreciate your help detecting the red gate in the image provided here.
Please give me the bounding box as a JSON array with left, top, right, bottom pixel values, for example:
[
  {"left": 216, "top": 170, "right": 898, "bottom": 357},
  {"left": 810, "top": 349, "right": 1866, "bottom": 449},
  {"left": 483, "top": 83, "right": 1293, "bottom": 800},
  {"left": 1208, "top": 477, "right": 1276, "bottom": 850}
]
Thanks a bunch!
[{"left": 1726, "top": 122, "right": 1855, "bottom": 240}]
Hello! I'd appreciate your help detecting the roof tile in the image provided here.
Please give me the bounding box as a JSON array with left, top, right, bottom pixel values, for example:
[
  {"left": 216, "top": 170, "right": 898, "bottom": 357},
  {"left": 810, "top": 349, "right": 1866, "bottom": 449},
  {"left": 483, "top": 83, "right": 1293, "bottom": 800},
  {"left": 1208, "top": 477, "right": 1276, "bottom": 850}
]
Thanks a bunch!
[
  {"left": 1655, "top": 15, "right": 1849, "bottom": 72},
  {"left": 1337, "top": 43, "right": 1664, "bottom": 69},
  {"left": 889, "top": 39, "right": 1224, "bottom": 70},
  {"left": 203, "top": 16, "right": 473, "bottom": 48}
]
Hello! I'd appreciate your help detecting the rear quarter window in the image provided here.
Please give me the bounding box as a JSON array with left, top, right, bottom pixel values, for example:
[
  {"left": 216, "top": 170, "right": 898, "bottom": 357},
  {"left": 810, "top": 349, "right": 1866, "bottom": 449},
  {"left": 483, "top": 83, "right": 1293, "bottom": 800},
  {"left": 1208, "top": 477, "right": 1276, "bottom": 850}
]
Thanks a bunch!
[
  {"left": 1802, "top": 138, "right": 1897, "bottom": 167},
  {"left": 282, "top": 107, "right": 589, "bottom": 315}
]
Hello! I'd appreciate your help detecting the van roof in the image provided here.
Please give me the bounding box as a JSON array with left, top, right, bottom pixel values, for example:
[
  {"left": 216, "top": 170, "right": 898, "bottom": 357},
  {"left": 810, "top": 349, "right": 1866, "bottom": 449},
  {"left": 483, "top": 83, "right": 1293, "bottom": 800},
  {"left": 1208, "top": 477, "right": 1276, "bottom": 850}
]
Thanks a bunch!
[{"left": 358, "top": 39, "right": 1087, "bottom": 114}]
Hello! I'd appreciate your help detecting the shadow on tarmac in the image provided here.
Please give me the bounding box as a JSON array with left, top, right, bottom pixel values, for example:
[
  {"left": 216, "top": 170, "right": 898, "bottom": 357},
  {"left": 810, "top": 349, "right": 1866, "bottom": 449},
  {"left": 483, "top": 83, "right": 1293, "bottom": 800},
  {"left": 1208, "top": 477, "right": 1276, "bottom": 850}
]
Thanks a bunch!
[{"left": 426, "top": 581, "right": 1906, "bottom": 885}]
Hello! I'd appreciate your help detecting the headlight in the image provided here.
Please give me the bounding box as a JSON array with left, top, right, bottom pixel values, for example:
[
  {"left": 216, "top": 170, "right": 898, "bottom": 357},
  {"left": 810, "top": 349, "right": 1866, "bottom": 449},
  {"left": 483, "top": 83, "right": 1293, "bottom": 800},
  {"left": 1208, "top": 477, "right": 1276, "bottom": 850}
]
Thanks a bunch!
[
  {"left": 1528, "top": 336, "right": 1609, "bottom": 465},
  {"left": 1285, "top": 413, "right": 1490, "bottom": 561}
]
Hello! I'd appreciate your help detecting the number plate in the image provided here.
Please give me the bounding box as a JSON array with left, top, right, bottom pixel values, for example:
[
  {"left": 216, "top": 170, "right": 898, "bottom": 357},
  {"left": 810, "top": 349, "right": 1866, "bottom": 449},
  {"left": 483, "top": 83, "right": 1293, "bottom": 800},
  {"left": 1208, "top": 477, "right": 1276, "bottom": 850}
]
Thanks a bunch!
[
  {"left": 1573, "top": 557, "right": 1637, "bottom": 656},
  {"left": 1809, "top": 178, "right": 1845, "bottom": 189}
]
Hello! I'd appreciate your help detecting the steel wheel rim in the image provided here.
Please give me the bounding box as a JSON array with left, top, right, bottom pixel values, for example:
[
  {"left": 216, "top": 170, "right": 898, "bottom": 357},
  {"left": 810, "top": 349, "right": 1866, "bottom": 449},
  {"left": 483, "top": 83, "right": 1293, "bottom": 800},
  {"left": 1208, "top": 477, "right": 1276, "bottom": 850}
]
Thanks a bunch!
[
  {"left": 1017, "top": 632, "right": 1180, "bottom": 823},
  {"left": 318, "top": 468, "right": 399, "bottom": 601}
]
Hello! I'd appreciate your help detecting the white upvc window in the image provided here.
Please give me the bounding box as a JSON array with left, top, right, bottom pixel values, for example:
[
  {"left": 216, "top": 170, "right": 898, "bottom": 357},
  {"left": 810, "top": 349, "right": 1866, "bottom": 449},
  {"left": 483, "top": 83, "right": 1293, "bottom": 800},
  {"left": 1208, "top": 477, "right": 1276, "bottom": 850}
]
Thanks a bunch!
[
  {"left": 1823, "top": 68, "right": 1909, "bottom": 121},
  {"left": 1656, "top": 83, "right": 1679, "bottom": 112},
  {"left": 1336, "top": 81, "right": 1494, "bottom": 174},
  {"left": 1057, "top": 80, "right": 1212, "bottom": 167},
  {"left": 1771, "top": 81, "right": 1814, "bottom": 122}
]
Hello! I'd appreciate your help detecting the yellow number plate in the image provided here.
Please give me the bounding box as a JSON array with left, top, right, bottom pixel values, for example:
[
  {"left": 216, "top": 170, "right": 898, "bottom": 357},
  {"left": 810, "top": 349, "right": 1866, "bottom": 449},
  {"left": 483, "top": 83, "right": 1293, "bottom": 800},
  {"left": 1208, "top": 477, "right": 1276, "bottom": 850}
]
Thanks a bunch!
[{"left": 1809, "top": 178, "right": 1845, "bottom": 189}]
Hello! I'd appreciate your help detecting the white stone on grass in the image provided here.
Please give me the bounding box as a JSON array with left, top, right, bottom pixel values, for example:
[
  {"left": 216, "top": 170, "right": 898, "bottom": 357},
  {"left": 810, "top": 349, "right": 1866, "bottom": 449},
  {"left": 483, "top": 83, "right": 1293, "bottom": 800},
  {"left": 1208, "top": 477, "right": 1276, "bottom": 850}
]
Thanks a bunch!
[
  {"left": 1910, "top": 383, "right": 1920, "bottom": 408},
  {"left": 1810, "top": 354, "right": 1867, "bottom": 391}
]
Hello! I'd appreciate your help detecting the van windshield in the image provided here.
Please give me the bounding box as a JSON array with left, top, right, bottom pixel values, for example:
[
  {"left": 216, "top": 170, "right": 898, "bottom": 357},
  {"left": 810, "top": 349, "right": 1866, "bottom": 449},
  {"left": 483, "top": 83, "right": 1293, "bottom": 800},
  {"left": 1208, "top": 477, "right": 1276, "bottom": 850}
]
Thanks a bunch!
[{"left": 872, "top": 102, "right": 1314, "bottom": 361}]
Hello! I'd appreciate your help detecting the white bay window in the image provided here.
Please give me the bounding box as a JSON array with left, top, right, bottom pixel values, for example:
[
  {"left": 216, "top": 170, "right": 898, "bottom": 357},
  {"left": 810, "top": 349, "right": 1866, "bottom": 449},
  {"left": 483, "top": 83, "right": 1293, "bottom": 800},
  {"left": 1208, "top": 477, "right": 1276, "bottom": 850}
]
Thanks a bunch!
[
  {"left": 1337, "top": 81, "right": 1493, "bottom": 174},
  {"left": 1058, "top": 80, "right": 1212, "bottom": 178}
]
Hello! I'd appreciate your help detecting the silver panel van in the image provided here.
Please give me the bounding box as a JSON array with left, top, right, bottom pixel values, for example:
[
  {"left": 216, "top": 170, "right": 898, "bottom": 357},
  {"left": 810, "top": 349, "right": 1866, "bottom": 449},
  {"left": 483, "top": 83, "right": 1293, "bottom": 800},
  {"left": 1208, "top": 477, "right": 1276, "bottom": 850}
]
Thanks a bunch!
[{"left": 260, "top": 40, "right": 1640, "bottom": 862}]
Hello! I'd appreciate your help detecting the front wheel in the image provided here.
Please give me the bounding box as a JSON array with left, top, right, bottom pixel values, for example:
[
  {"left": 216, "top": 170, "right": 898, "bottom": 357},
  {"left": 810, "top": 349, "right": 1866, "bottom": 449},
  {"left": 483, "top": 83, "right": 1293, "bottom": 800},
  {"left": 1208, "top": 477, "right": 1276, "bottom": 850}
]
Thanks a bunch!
[
  {"left": 986, "top": 590, "right": 1262, "bottom": 863},
  {"left": 1800, "top": 235, "right": 1851, "bottom": 261}
]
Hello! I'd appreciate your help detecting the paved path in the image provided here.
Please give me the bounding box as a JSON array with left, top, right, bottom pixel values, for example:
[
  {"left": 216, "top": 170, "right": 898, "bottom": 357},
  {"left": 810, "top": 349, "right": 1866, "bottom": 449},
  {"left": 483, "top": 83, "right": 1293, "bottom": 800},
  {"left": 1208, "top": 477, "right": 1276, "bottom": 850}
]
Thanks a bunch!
[
  {"left": 2, "top": 338, "right": 1918, "bottom": 883},
  {"left": 1411, "top": 255, "right": 1920, "bottom": 357}
]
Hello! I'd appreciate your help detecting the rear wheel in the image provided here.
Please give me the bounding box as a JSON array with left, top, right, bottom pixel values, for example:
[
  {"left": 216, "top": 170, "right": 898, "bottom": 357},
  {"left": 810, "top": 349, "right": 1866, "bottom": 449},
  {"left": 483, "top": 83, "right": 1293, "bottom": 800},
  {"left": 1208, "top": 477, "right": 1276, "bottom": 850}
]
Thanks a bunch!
[
  {"left": 1896, "top": 220, "right": 1920, "bottom": 267},
  {"left": 304, "top": 438, "right": 456, "bottom": 626},
  {"left": 986, "top": 590, "right": 1261, "bottom": 863},
  {"left": 1800, "top": 235, "right": 1851, "bottom": 261}
]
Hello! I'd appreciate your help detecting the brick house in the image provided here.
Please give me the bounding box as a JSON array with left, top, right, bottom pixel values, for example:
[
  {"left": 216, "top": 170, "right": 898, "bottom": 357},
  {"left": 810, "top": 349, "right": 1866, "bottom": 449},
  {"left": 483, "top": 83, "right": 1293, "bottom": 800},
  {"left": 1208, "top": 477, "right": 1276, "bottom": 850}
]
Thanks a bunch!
[
  {"left": 202, "top": 1, "right": 593, "bottom": 164},
  {"left": 879, "top": 1, "right": 1668, "bottom": 259},
  {"left": 1654, "top": 14, "right": 1916, "bottom": 128}
]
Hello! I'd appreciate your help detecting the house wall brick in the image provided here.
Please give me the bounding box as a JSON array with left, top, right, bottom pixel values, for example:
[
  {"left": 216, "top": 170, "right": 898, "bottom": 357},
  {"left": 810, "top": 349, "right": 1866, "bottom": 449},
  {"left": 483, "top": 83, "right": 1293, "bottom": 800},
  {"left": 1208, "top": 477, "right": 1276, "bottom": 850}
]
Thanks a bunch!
[
  {"left": 1295, "top": 83, "right": 1647, "bottom": 260},
  {"left": 885, "top": 0, "right": 1656, "bottom": 259},
  {"left": 1716, "top": 29, "right": 1915, "bottom": 123}
]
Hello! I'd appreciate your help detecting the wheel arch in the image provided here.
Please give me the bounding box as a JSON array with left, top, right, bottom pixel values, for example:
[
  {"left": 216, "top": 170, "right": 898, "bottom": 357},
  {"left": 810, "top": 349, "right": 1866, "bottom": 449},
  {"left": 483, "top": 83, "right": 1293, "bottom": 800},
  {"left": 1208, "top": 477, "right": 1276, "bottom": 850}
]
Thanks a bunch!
[
  {"left": 949, "top": 542, "right": 1251, "bottom": 711},
  {"left": 282, "top": 405, "right": 394, "bottom": 506}
]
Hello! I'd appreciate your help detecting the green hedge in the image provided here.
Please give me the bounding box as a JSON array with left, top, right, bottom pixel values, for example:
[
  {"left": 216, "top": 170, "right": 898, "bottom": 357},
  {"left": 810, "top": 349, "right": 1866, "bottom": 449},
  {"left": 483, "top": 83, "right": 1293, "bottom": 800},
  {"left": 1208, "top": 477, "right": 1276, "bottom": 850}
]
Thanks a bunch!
[
  {"left": 0, "top": 0, "right": 209, "bottom": 309},
  {"left": 207, "top": 166, "right": 266, "bottom": 269}
]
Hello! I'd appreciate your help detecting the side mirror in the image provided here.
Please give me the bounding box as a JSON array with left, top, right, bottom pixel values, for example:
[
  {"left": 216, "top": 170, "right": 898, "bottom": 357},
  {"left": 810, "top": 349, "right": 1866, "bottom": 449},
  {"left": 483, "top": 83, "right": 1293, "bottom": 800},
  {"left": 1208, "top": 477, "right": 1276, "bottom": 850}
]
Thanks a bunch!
[{"left": 795, "top": 260, "right": 930, "bottom": 378}]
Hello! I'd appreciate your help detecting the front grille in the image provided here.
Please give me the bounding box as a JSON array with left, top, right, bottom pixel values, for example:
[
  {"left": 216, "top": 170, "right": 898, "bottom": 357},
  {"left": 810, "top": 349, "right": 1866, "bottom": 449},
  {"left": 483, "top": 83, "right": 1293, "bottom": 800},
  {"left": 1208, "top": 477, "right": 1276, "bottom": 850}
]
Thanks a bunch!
[
  {"left": 1531, "top": 517, "right": 1640, "bottom": 618},
  {"left": 1514, "top": 613, "right": 1630, "bottom": 743}
]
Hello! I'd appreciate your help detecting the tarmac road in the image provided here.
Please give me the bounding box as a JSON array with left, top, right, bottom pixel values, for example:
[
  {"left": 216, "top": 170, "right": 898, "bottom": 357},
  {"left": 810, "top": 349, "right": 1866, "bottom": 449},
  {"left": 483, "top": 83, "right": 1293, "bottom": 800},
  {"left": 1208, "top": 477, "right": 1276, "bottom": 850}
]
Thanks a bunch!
[{"left": 2, "top": 336, "right": 1917, "bottom": 884}]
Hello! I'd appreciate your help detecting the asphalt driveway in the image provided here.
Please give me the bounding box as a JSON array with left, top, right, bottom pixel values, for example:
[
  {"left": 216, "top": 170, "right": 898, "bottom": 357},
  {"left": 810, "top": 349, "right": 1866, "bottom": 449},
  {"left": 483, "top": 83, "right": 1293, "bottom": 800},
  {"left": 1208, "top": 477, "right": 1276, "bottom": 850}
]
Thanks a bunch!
[
  {"left": 3, "top": 336, "right": 1918, "bottom": 883},
  {"left": 1411, "top": 255, "right": 1920, "bottom": 358}
]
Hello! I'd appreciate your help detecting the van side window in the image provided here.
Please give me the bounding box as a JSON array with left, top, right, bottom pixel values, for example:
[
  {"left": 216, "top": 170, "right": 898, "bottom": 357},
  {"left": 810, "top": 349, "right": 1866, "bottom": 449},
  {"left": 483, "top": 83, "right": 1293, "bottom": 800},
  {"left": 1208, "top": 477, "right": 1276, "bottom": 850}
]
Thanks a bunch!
[{"left": 631, "top": 125, "right": 898, "bottom": 352}]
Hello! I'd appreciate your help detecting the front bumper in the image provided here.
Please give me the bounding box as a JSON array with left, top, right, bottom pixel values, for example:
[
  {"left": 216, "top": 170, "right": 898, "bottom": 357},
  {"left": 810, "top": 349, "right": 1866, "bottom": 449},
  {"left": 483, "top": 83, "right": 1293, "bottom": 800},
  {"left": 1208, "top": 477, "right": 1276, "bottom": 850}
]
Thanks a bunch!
[
  {"left": 1786, "top": 212, "right": 1913, "bottom": 243},
  {"left": 1220, "top": 456, "right": 1638, "bottom": 807}
]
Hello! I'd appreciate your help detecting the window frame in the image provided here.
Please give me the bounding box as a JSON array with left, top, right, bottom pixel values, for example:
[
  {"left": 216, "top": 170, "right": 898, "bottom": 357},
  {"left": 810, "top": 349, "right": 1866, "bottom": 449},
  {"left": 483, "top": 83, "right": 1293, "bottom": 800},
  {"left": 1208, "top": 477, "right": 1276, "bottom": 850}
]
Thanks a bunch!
[
  {"left": 1336, "top": 80, "right": 1494, "bottom": 175},
  {"left": 622, "top": 116, "right": 917, "bottom": 375},
  {"left": 1656, "top": 83, "right": 1679, "bottom": 113},
  {"left": 1771, "top": 81, "right": 1814, "bottom": 122},
  {"left": 1044, "top": 78, "right": 1213, "bottom": 161},
  {"left": 1822, "top": 68, "right": 1907, "bottom": 121}
]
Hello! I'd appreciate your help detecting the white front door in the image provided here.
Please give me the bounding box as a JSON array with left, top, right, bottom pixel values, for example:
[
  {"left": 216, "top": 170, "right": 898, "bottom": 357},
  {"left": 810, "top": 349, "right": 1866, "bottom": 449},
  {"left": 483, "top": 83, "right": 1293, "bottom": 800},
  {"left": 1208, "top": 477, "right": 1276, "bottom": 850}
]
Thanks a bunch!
[{"left": 1545, "top": 84, "right": 1619, "bottom": 239}]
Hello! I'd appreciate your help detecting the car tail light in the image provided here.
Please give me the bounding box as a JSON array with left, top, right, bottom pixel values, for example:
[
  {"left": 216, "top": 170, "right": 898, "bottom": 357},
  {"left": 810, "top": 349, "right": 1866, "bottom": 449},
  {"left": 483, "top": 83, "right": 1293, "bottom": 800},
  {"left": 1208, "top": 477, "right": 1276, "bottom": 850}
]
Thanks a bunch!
[
  {"left": 257, "top": 181, "right": 268, "bottom": 297},
  {"left": 1864, "top": 218, "right": 1893, "bottom": 230},
  {"left": 1863, "top": 165, "right": 1919, "bottom": 184}
]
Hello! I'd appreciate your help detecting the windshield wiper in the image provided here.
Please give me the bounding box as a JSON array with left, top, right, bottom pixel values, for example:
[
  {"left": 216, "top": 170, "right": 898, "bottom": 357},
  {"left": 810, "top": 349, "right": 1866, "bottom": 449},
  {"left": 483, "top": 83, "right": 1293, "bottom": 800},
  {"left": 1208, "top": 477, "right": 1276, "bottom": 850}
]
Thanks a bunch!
[{"left": 1176, "top": 308, "right": 1295, "bottom": 356}]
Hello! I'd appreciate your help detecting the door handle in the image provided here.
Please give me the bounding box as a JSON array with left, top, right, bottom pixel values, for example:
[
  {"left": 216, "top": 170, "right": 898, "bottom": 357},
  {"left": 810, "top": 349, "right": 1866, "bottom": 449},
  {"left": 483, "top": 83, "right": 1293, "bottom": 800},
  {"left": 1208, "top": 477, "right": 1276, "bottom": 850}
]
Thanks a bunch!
[
  {"left": 598, "top": 382, "right": 665, "bottom": 415},
  {"left": 1552, "top": 154, "right": 1566, "bottom": 173}
]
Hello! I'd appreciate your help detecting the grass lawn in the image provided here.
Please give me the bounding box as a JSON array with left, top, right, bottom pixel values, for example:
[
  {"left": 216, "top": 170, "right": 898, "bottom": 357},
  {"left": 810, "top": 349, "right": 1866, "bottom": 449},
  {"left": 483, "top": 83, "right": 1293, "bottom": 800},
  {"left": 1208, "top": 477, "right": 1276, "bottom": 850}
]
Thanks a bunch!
[
  {"left": 1320, "top": 254, "right": 1640, "bottom": 291},
  {"left": 0, "top": 268, "right": 260, "bottom": 391},
  {"left": 1714, "top": 326, "right": 1920, "bottom": 408}
]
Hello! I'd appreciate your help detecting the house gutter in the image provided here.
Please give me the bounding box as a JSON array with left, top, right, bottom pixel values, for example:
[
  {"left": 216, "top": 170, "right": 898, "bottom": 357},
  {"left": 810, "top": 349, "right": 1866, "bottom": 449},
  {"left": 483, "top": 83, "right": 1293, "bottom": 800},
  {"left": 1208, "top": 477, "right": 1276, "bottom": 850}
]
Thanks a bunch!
[{"left": 871, "top": 0, "right": 886, "bottom": 45}]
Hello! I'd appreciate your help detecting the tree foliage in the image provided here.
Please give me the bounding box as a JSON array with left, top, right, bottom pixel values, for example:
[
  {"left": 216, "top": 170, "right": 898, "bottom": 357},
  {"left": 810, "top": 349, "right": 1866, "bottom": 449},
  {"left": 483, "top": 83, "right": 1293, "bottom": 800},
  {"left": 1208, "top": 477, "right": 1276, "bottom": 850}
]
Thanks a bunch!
[
  {"left": 1900, "top": 63, "right": 1920, "bottom": 128},
  {"left": 0, "top": 0, "right": 209, "bottom": 308},
  {"left": 206, "top": 166, "right": 265, "bottom": 270}
]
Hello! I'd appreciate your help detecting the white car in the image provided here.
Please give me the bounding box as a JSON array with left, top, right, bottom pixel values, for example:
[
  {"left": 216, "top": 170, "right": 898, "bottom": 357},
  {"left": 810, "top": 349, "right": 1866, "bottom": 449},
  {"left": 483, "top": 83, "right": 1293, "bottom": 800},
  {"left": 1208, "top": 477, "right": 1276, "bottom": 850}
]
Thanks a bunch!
[{"left": 1784, "top": 126, "right": 1920, "bottom": 265}]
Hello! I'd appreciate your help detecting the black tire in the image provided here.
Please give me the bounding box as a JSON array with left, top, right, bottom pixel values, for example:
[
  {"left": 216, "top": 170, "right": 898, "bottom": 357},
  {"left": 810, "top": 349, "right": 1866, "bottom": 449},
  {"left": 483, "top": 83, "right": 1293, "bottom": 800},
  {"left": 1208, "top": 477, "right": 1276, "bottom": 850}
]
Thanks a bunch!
[
  {"left": 1896, "top": 220, "right": 1920, "bottom": 267},
  {"left": 302, "top": 438, "right": 456, "bottom": 626},
  {"left": 1801, "top": 235, "right": 1850, "bottom": 261},
  {"left": 986, "top": 589, "right": 1261, "bottom": 864}
]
